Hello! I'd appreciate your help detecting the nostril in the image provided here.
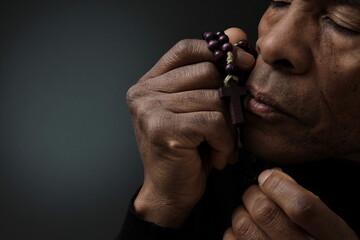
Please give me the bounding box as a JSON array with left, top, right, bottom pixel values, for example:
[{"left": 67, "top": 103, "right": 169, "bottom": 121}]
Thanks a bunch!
[{"left": 274, "top": 59, "right": 294, "bottom": 69}]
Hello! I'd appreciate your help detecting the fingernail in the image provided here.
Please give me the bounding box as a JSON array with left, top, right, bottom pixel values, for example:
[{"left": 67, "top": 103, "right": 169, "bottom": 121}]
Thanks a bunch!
[
  {"left": 258, "top": 169, "right": 273, "bottom": 186},
  {"left": 237, "top": 51, "right": 255, "bottom": 67}
]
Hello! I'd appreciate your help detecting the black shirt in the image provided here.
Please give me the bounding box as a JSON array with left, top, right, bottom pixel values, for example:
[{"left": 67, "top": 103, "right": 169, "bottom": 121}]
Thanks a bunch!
[{"left": 118, "top": 150, "right": 360, "bottom": 239}]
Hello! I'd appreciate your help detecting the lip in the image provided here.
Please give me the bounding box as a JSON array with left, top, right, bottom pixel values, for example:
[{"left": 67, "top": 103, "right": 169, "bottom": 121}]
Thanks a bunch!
[{"left": 244, "top": 86, "right": 291, "bottom": 120}]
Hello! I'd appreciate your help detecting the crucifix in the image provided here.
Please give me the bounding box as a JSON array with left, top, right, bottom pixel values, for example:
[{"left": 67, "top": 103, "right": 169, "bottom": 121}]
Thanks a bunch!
[
  {"left": 203, "top": 32, "right": 254, "bottom": 126},
  {"left": 219, "top": 78, "right": 247, "bottom": 125}
]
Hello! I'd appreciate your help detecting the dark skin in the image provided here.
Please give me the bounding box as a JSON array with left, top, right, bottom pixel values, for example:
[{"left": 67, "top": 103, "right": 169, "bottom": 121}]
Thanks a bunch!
[{"left": 126, "top": 0, "right": 360, "bottom": 239}]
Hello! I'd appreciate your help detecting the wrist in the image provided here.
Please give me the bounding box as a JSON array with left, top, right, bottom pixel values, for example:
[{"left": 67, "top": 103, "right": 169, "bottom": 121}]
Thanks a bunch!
[{"left": 133, "top": 186, "right": 195, "bottom": 229}]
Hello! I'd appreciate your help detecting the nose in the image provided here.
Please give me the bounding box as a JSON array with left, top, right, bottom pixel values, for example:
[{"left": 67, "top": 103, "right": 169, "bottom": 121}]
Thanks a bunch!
[{"left": 257, "top": 10, "right": 313, "bottom": 74}]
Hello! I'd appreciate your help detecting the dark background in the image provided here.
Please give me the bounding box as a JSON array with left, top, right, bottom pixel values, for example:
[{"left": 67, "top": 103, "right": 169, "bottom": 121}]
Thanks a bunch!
[{"left": 0, "top": 0, "right": 268, "bottom": 239}]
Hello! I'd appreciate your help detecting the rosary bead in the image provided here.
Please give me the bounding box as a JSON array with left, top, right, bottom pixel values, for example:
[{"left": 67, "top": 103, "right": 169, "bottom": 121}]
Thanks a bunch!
[
  {"left": 225, "top": 63, "right": 236, "bottom": 74},
  {"left": 214, "top": 50, "right": 226, "bottom": 62},
  {"left": 235, "top": 40, "right": 258, "bottom": 58},
  {"left": 203, "top": 31, "right": 216, "bottom": 41},
  {"left": 204, "top": 30, "right": 248, "bottom": 126},
  {"left": 208, "top": 39, "right": 220, "bottom": 51},
  {"left": 218, "top": 34, "right": 230, "bottom": 44},
  {"left": 235, "top": 40, "right": 249, "bottom": 51},
  {"left": 221, "top": 42, "right": 233, "bottom": 52},
  {"left": 215, "top": 31, "right": 225, "bottom": 36}
]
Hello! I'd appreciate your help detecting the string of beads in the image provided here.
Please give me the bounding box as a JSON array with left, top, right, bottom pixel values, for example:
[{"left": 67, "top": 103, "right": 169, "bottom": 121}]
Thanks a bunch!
[{"left": 202, "top": 31, "right": 257, "bottom": 83}]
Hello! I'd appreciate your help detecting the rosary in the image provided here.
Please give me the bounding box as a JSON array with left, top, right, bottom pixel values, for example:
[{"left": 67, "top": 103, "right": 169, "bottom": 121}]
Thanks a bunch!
[
  {"left": 203, "top": 32, "right": 273, "bottom": 188},
  {"left": 202, "top": 31, "right": 257, "bottom": 126}
]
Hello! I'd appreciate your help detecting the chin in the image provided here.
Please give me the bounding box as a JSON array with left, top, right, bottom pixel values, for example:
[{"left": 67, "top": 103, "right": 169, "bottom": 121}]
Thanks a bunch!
[{"left": 241, "top": 125, "right": 324, "bottom": 165}]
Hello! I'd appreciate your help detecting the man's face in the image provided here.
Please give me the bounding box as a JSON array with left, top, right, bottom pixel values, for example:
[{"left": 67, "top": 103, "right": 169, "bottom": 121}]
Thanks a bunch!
[{"left": 242, "top": 0, "right": 360, "bottom": 163}]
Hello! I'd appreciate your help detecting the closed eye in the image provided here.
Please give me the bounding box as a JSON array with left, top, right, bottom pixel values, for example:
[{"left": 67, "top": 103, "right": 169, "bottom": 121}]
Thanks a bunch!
[
  {"left": 323, "top": 17, "right": 360, "bottom": 36},
  {"left": 269, "top": 0, "right": 291, "bottom": 8}
]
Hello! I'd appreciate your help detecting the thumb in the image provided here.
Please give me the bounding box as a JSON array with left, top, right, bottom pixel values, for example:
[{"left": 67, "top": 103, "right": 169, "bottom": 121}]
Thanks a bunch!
[
  {"left": 225, "top": 27, "right": 255, "bottom": 70},
  {"left": 225, "top": 27, "right": 248, "bottom": 45}
]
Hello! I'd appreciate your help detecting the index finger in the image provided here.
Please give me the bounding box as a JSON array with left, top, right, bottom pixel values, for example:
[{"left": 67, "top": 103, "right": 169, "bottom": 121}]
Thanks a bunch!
[
  {"left": 141, "top": 29, "right": 255, "bottom": 82},
  {"left": 225, "top": 27, "right": 255, "bottom": 69},
  {"left": 258, "top": 169, "right": 358, "bottom": 240},
  {"left": 140, "top": 39, "right": 213, "bottom": 81}
]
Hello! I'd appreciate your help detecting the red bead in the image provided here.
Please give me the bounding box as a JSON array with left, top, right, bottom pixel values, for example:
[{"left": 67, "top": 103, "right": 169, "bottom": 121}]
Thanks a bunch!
[
  {"left": 215, "top": 31, "right": 225, "bottom": 36},
  {"left": 235, "top": 40, "right": 249, "bottom": 51},
  {"left": 225, "top": 63, "right": 236, "bottom": 74},
  {"left": 214, "top": 50, "right": 226, "bottom": 62},
  {"left": 203, "top": 32, "right": 216, "bottom": 41},
  {"left": 208, "top": 40, "right": 219, "bottom": 51},
  {"left": 218, "top": 34, "right": 229, "bottom": 44},
  {"left": 222, "top": 42, "right": 233, "bottom": 52}
]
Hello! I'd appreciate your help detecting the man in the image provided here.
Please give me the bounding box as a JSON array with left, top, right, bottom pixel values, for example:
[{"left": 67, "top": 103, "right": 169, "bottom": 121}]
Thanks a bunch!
[{"left": 119, "top": 0, "right": 360, "bottom": 239}]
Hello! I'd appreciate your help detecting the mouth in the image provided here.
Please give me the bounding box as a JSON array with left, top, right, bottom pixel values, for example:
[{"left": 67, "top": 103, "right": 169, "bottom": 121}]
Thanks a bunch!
[{"left": 244, "top": 86, "right": 291, "bottom": 120}]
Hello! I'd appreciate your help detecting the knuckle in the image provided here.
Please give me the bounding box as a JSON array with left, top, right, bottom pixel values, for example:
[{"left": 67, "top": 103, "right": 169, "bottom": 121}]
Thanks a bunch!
[
  {"left": 146, "top": 115, "right": 180, "bottom": 147},
  {"left": 126, "top": 84, "right": 145, "bottom": 107},
  {"left": 125, "top": 85, "right": 137, "bottom": 105},
  {"left": 252, "top": 196, "right": 279, "bottom": 226},
  {"left": 126, "top": 84, "right": 161, "bottom": 120},
  {"left": 198, "top": 61, "right": 218, "bottom": 78},
  {"left": 207, "top": 111, "right": 225, "bottom": 125},
  {"left": 134, "top": 100, "right": 152, "bottom": 122},
  {"left": 132, "top": 107, "right": 153, "bottom": 138},
  {"left": 181, "top": 90, "right": 220, "bottom": 108},
  {"left": 173, "top": 39, "right": 193, "bottom": 54},
  {"left": 205, "top": 90, "right": 223, "bottom": 104},
  {"left": 201, "top": 91, "right": 218, "bottom": 108},
  {"left": 289, "top": 193, "right": 319, "bottom": 224},
  {"left": 179, "top": 92, "right": 202, "bottom": 105},
  {"left": 263, "top": 173, "right": 285, "bottom": 194},
  {"left": 188, "top": 112, "right": 224, "bottom": 131},
  {"left": 170, "top": 39, "right": 195, "bottom": 62},
  {"left": 189, "top": 115, "right": 205, "bottom": 128},
  {"left": 146, "top": 115, "right": 167, "bottom": 139},
  {"left": 233, "top": 216, "right": 254, "bottom": 238},
  {"left": 127, "top": 95, "right": 162, "bottom": 135},
  {"left": 145, "top": 118, "right": 167, "bottom": 148}
]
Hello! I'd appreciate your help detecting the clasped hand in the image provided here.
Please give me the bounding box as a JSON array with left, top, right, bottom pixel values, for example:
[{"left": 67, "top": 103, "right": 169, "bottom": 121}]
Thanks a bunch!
[
  {"left": 127, "top": 27, "right": 358, "bottom": 239},
  {"left": 223, "top": 169, "right": 358, "bottom": 240}
]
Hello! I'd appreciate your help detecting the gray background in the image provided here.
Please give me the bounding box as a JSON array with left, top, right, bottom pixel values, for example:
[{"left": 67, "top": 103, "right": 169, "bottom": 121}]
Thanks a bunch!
[{"left": 0, "top": 0, "right": 268, "bottom": 239}]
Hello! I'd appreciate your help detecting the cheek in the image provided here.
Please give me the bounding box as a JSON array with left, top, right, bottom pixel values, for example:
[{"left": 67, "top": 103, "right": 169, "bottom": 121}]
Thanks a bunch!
[
  {"left": 317, "top": 31, "right": 360, "bottom": 108},
  {"left": 314, "top": 46, "right": 360, "bottom": 152},
  {"left": 327, "top": 68, "right": 360, "bottom": 121},
  {"left": 317, "top": 35, "right": 360, "bottom": 121}
]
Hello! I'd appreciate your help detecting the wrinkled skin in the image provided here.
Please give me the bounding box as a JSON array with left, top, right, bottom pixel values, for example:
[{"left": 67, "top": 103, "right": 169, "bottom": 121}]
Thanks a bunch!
[
  {"left": 242, "top": 0, "right": 360, "bottom": 164},
  {"left": 223, "top": 1, "right": 360, "bottom": 239},
  {"left": 126, "top": 0, "right": 360, "bottom": 239}
]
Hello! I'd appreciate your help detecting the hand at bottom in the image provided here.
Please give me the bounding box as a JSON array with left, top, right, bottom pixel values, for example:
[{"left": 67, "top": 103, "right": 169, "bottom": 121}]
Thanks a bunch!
[{"left": 223, "top": 169, "right": 358, "bottom": 240}]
